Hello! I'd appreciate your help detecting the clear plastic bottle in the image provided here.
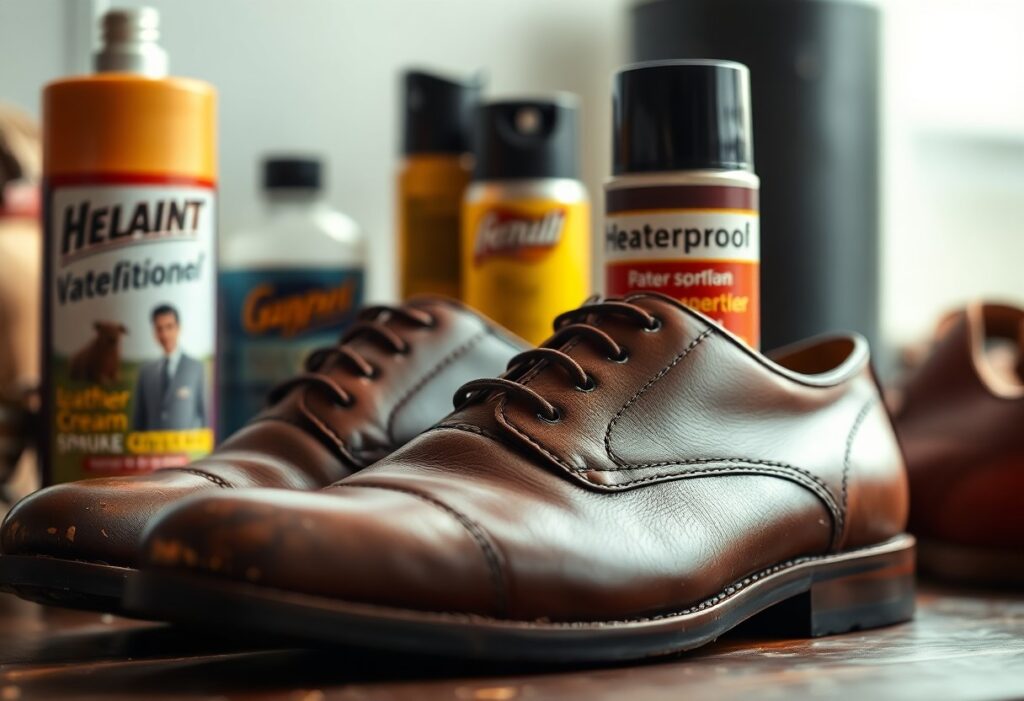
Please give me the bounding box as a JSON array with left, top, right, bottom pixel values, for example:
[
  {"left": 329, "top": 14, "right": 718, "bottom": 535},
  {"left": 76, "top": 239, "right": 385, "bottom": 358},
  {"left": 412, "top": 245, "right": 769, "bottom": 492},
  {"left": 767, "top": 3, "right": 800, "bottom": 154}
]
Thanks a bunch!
[{"left": 218, "top": 156, "right": 365, "bottom": 437}]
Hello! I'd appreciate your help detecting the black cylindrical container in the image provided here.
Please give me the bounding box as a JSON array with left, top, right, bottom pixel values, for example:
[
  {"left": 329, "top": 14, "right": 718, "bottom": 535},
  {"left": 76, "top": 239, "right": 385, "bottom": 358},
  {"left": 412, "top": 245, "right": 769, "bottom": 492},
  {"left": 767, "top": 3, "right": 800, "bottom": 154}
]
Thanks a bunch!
[{"left": 631, "top": 0, "right": 880, "bottom": 352}]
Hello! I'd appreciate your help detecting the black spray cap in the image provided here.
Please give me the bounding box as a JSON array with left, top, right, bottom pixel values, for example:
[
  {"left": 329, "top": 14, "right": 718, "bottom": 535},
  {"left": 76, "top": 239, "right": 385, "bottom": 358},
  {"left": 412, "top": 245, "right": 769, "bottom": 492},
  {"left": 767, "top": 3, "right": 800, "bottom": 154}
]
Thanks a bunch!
[
  {"left": 473, "top": 96, "right": 579, "bottom": 181},
  {"left": 613, "top": 59, "right": 753, "bottom": 174},
  {"left": 263, "top": 157, "right": 322, "bottom": 190},
  {"left": 402, "top": 70, "right": 482, "bottom": 155}
]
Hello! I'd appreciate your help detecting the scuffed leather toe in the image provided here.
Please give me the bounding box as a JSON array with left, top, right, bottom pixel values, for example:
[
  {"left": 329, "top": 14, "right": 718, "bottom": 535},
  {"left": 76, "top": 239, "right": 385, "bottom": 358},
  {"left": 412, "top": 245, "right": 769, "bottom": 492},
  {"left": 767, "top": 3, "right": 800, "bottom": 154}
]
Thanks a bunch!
[
  {"left": 1, "top": 471, "right": 224, "bottom": 567},
  {"left": 138, "top": 488, "right": 504, "bottom": 616}
]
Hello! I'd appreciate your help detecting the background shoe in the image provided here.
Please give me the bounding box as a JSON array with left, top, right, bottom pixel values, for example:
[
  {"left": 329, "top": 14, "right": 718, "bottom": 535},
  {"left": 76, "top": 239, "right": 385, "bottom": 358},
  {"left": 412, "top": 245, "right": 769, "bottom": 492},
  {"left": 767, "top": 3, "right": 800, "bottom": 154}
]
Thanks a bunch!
[
  {"left": 125, "top": 292, "right": 914, "bottom": 662},
  {"left": 893, "top": 302, "right": 1024, "bottom": 587},
  {"left": 0, "top": 298, "right": 526, "bottom": 612}
]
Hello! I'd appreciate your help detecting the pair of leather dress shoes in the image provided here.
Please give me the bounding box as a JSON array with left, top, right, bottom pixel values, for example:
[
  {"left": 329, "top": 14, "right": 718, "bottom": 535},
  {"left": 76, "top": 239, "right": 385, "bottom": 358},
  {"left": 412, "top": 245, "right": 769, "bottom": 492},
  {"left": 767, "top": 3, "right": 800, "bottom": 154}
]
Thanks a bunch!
[{"left": 7, "top": 291, "right": 995, "bottom": 662}]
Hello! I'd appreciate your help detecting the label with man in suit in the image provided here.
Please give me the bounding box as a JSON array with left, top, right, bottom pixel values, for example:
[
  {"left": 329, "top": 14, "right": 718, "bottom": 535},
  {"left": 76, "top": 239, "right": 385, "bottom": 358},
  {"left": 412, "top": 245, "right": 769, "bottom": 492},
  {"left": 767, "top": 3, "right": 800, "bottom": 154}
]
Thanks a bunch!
[{"left": 132, "top": 304, "right": 208, "bottom": 431}]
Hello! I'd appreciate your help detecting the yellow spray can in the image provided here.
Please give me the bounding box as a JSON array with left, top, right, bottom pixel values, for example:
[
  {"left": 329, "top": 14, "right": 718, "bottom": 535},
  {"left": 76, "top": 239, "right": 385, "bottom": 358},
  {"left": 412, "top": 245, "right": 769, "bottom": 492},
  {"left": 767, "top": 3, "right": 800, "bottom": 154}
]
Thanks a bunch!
[
  {"left": 461, "top": 98, "right": 590, "bottom": 345},
  {"left": 397, "top": 70, "right": 480, "bottom": 300}
]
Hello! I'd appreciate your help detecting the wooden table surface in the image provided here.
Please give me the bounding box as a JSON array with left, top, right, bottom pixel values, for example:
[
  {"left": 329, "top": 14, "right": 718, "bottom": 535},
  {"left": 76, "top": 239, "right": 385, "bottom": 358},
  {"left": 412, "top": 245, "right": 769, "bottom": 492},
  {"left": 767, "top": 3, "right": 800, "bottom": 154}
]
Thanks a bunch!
[{"left": 0, "top": 585, "right": 1021, "bottom": 700}]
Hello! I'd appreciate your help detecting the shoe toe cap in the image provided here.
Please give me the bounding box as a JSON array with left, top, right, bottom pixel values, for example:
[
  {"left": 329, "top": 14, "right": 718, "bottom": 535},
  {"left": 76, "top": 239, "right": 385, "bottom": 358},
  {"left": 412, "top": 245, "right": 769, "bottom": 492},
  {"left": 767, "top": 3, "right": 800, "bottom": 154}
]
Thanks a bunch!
[
  {"left": 138, "top": 486, "right": 504, "bottom": 616},
  {"left": 1, "top": 472, "right": 220, "bottom": 567}
]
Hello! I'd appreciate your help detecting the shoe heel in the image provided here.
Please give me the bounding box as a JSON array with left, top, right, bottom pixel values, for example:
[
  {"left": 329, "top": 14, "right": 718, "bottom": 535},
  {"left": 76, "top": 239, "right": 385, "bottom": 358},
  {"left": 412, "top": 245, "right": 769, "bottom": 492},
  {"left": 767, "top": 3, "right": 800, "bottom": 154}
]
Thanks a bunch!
[{"left": 807, "top": 539, "right": 916, "bottom": 637}]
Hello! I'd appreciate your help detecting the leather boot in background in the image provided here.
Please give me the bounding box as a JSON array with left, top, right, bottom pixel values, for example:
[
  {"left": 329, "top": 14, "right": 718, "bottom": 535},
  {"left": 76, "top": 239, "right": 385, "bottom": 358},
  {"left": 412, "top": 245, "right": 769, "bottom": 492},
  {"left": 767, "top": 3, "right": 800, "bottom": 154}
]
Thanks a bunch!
[
  {"left": 0, "top": 298, "right": 526, "bottom": 612},
  {"left": 893, "top": 302, "right": 1024, "bottom": 586},
  {"left": 124, "top": 292, "right": 913, "bottom": 662}
]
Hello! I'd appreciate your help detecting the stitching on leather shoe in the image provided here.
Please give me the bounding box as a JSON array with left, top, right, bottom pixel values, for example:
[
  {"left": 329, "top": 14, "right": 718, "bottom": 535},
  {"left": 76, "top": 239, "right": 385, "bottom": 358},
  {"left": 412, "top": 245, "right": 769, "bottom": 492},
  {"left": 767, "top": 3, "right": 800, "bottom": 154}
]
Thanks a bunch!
[
  {"left": 497, "top": 397, "right": 588, "bottom": 472},
  {"left": 604, "top": 328, "right": 713, "bottom": 466},
  {"left": 492, "top": 324, "right": 841, "bottom": 540},
  {"left": 586, "top": 462, "right": 840, "bottom": 532},
  {"left": 163, "top": 468, "right": 233, "bottom": 489},
  {"left": 592, "top": 459, "right": 836, "bottom": 497},
  {"left": 385, "top": 329, "right": 490, "bottom": 445},
  {"left": 272, "top": 537, "right": 903, "bottom": 628},
  {"left": 496, "top": 329, "right": 714, "bottom": 477},
  {"left": 496, "top": 317, "right": 714, "bottom": 475},
  {"left": 330, "top": 482, "right": 509, "bottom": 617},
  {"left": 840, "top": 397, "right": 879, "bottom": 528},
  {"left": 430, "top": 422, "right": 509, "bottom": 445}
]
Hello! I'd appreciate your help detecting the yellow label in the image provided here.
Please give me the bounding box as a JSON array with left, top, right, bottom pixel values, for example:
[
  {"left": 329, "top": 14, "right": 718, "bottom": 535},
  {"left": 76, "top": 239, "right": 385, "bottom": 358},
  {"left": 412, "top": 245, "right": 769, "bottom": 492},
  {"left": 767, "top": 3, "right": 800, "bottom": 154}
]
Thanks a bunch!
[{"left": 462, "top": 196, "right": 591, "bottom": 345}]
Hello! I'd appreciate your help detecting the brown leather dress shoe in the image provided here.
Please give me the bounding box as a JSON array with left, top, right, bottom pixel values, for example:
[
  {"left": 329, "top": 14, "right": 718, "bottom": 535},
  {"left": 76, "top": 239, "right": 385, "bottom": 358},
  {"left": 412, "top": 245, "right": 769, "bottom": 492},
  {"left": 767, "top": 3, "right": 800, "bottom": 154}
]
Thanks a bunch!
[
  {"left": 0, "top": 298, "right": 525, "bottom": 612},
  {"left": 893, "top": 302, "right": 1024, "bottom": 586},
  {"left": 125, "top": 293, "right": 914, "bottom": 661}
]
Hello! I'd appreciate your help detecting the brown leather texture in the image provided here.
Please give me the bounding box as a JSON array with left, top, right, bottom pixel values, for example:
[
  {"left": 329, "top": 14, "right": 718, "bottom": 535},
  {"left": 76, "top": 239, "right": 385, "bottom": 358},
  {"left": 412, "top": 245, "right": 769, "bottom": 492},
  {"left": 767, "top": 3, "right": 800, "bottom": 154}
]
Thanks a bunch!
[
  {"left": 1, "top": 297, "right": 526, "bottom": 567},
  {"left": 139, "top": 292, "right": 908, "bottom": 623},
  {"left": 894, "top": 303, "right": 1024, "bottom": 550}
]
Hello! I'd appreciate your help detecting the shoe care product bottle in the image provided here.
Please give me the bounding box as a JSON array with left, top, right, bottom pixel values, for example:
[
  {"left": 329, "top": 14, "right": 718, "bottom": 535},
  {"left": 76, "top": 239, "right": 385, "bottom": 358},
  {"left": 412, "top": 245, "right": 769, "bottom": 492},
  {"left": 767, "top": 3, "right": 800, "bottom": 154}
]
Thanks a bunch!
[
  {"left": 604, "top": 60, "right": 760, "bottom": 347},
  {"left": 631, "top": 0, "right": 879, "bottom": 355},
  {"left": 219, "top": 157, "right": 365, "bottom": 437},
  {"left": 462, "top": 97, "right": 590, "bottom": 345},
  {"left": 42, "top": 7, "right": 217, "bottom": 485},
  {"left": 398, "top": 70, "right": 480, "bottom": 300}
]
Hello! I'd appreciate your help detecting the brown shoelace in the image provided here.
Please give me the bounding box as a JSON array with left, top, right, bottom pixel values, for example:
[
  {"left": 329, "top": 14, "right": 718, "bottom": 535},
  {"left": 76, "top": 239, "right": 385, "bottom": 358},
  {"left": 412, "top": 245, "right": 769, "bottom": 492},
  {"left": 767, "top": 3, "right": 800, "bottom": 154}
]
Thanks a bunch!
[
  {"left": 267, "top": 304, "right": 436, "bottom": 409},
  {"left": 454, "top": 300, "right": 660, "bottom": 421}
]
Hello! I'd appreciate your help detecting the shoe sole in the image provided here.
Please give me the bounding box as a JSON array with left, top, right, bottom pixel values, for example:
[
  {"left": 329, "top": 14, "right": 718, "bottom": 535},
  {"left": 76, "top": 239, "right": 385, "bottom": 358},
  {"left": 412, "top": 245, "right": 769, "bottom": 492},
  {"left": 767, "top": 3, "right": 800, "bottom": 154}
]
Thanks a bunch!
[
  {"left": 123, "top": 534, "right": 915, "bottom": 662},
  {"left": 917, "top": 539, "right": 1024, "bottom": 588},
  {"left": 0, "top": 554, "right": 133, "bottom": 614}
]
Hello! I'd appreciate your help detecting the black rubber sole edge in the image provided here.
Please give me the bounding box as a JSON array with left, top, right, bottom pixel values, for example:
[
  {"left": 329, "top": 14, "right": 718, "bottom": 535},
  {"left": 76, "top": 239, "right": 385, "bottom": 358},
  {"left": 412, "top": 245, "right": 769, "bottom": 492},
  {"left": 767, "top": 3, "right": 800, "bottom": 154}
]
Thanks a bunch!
[
  {"left": 0, "top": 554, "right": 133, "bottom": 614},
  {"left": 122, "top": 534, "right": 916, "bottom": 662}
]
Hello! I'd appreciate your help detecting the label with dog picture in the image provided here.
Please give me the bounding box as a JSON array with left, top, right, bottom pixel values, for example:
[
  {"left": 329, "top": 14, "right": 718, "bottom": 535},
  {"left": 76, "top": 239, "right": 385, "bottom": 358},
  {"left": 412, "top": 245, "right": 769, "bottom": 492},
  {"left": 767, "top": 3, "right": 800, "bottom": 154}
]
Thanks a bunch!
[
  {"left": 218, "top": 267, "right": 364, "bottom": 437},
  {"left": 44, "top": 176, "right": 217, "bottom": 484}
]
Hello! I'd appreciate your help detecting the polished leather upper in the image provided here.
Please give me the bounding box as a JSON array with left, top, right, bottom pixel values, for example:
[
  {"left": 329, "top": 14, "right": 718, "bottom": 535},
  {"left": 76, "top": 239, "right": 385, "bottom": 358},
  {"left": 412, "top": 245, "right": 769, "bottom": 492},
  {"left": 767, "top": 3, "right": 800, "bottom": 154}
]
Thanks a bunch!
[
  {"left": 140, "top": 293, "right": 908, "bottom": 622},
  {"left": 1, "top": 298, "right": 526, "bottom": 566},
  {"left": 894, "top": 303, "right": 1024, "bottom": 549}
]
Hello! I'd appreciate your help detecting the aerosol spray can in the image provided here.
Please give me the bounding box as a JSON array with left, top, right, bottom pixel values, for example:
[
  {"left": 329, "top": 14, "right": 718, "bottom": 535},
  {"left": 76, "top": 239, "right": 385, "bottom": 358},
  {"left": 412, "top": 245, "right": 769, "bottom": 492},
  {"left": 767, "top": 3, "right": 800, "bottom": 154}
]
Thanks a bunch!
[
  {"left": 462, "top": 97, "right": 590, "bottom": 344},
  {"left": 604, "top": 60, "right": 760, "bottom": 347},
  {"left": 397, "top": 70, "right": 480, "bottom": 300},
  {"left": 42, "top": 8, "right": 217, "bottom": 484}
]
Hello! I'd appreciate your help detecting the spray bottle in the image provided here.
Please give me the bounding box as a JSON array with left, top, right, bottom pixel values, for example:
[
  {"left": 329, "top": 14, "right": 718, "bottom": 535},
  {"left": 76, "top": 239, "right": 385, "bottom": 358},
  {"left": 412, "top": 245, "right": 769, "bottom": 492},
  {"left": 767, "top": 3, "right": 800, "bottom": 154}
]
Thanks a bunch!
[
  {"left": 604, "top": 60, "right": 760, "bottom": 347},
  {"left": 397, "top": 70, "right": 480, "bottom": 300},
  {"left": 462, "top": 97, "right": 590, "bottom": 344}
]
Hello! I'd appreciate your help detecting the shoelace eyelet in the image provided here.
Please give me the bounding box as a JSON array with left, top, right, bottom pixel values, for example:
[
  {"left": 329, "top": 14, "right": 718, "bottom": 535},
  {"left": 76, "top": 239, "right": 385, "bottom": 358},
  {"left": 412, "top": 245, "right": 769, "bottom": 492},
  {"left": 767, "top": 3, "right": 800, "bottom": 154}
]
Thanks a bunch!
[
  {"left": 420, "top": 314, "right": 438, "bottom": 328},
  {"left": 607, "top": 347, "right": 630, "bottom": 364},
  {"left": 362, "top": 364, "right": 380, "bottom": 380},
  {"left": 643, "top": 317, "right": 663, "bottom": 333},
  {"left": 537, "top": 407, "right": 562, "bottom": 424},
  {"left": 575, "top": 375, "right": 597, "bottom": 393}
]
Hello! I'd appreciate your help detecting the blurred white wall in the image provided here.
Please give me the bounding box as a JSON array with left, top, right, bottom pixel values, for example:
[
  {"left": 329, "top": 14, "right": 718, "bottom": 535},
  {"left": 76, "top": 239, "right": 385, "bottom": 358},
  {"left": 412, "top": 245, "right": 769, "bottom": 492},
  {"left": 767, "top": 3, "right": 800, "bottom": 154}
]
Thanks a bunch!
[
  {"left": 3, "top": 0, "right": 1024, "bottom": 349},
  {"left": 880, "top": 0, "right": 1024, "bottom": 346},
  {"left": 0, "top": 0, "right": 80, "bottom": 113},
  {"left": 0, "top": 0, "right": 628, "bottom": 302}
]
